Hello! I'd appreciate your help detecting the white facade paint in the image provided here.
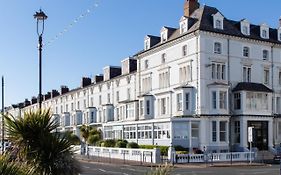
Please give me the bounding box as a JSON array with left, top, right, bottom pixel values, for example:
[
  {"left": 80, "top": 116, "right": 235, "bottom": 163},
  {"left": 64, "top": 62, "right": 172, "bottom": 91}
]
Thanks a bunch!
[{"left": 6, "top": 1, "right": 281, "bottom": 153}]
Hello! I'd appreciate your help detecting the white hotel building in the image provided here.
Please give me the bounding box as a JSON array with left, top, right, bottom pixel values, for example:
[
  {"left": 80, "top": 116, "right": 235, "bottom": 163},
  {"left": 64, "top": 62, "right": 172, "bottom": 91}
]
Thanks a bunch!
[{"left": 6, "top": 0, "right": 281, "bottom": 153}]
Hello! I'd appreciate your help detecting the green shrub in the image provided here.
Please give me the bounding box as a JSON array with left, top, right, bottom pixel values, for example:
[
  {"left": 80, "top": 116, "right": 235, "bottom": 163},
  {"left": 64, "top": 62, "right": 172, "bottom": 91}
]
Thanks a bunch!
[
  {"left": 96, "top": 140, "right": 104, "bottom": 147},
  {"left": 174, "top": 145, "right": 188, "bottom": 151},
  {"left": 126, "top": 142, "right": 139, "bottom": 148},
  {"left": 176, "top": 151, "right": 189, "bottom": 154},
  {"left": 103, "top": 139, "right": 116, "bottom": 147},
  {"left": 115, "top": 140, "right": 127, "bottom": 148},
  {"left": 158, "top": 146, "right": 169, "bottom": 156},
  {"left": 139, "top": 145, "right": 155, "bottom": 149},
  {"left": 87, "top": 134, "right": 100, "bottom": 145}
]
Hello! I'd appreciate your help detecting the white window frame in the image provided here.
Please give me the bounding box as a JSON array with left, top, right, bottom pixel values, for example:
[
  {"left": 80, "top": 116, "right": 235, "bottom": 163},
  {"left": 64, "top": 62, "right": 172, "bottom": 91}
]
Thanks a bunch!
[
  {"left": 182, "top": 45, "right": 187, "bottom": 56},
  {"left": 219, "top": 91, "right": 227, "bottom": 110},
  {"left": 161, "top": 53, "right": 166, "bottom": 64},
  {"left": 243, "top": 46, "right": 250, "bottom": 57},
  {"left": 219, "top": 121, "right": 227, "bottom": 142},
  {"left": 212, "top": 121, "right": 217, "bottom": 142},
  {"left": 264, "top": 68, "right": 269, "bottom": 85},
  {"left": 243, "top": 66, "right": 251, "bottom": 82},
  {"left": 262, "top": 49, "right": 269, "bottom": 60},
  {"left": 215, "top": 19, "right": 222, "bottom": 29},
  {"left": 176, "top": 93, "right": 183, "bottom": 111},
  {"left": 185, "top": 93, "right": 190, "bottom": 111},
  {"left": 212, "top": 91, "right": 217, "bottom": 109},
  {"left": 214, "top": 42, "right": 222, "bottom": 54},
  {"left": 211, "top": 62, "right": 226, "bottom": 80},
  {"left": 144, "top": 60, "right": 149, "bottom": 69}
]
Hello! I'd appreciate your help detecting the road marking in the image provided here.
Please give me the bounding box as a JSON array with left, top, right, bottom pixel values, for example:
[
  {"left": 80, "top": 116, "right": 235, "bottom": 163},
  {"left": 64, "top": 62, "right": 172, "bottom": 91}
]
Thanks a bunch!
[{"left": 83, "top": 166, "right": 90, "bottom": 169}]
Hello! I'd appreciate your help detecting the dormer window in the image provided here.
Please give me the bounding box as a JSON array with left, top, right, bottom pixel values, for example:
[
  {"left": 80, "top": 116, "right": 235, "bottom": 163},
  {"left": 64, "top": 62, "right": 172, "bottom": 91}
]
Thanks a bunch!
[
  {"left": 144, "top": 37, "right": 150, "bottom": 50},
  {"left": 181, "top": 23, "right": 187, "bottom": 34},
  {"left": 180, "top": 16, "right": 188, "bottom": 34},
  {"left": 241, "top": 19, "right": 250, "bottom": 36},
  {"left": 161, "top": 28, "right": 168, "bottom": 43},
  {"left": 262, "top": 30, "right": 267, "bottom": 38},
  {"left": 260, "top": 24, "right": 269, "bottom": 39},
  {"left": 215, "top": 20, "right": 222, "bottom": 29},
  {"left": 213, "top": 12, "right": 224, "bottom": 30}
]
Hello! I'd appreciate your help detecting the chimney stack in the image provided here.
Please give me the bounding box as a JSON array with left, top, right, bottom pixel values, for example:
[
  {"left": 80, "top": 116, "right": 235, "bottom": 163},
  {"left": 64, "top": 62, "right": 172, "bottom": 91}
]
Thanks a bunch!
[
  {"left": 51, "top": 90, "right": 60, "bottom": 98},
  {"left": 81, "top": 77, "right": 92, "bottom": 88},
  {"left": 184, "top": 0, "right": 200, "bottom": 17},
  {"left": 60, "top": 85, "right": 69, "bottom": 95}
]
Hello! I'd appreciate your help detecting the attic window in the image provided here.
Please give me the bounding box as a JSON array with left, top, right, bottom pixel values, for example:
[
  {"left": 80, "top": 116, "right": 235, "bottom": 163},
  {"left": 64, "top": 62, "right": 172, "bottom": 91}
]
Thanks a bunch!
[
  {"left": 144, "top": 39, "right": 150, "bottom": 50},
  {"left": 242, "top": 25, "right": 249, "bottom": 35},
  {"left": 215, "top": 20, "right": 222, "bottom": 29},
  {"left": 181, "top": 22, "right": 187, "bottom": 34},
  {"left": 260, "top": 24, "right": 269, "bottom": 39},
  {"left": 262, "top": 30, "right": 268, "bottom": 38},
  {"left": 161, "top": 31, "right": 168, "bottom": 42}
]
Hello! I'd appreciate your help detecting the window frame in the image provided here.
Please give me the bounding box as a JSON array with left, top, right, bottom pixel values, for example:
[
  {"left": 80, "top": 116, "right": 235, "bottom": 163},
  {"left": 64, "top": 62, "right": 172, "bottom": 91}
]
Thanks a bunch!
[
  {"left": 182, "top": 45, "right": 187, "bottom": 57},
  {"left": 243, "top": 46, "right": 250, "bottom": 57},
  {"left": 176, "top": 93, "right": 183, "bottom": 111},
  {"left": 262, "top": 50, "right": 269, "bottom": 60},
  {"left": 214, "top": 42, "right": 222, "bottom": 54}
]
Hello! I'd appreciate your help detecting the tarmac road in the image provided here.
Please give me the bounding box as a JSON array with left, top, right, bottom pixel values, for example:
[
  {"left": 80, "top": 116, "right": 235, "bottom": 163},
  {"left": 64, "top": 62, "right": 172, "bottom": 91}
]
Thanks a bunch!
[{"left": 79, "top": 161, "right": 280, "bottom": 175}]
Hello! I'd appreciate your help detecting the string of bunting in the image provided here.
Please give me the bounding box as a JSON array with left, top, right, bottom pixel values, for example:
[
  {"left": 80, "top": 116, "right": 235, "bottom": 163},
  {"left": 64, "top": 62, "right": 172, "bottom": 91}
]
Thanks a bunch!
[{"left": 45, "top": 0, "right": 101, "bottom": 47}]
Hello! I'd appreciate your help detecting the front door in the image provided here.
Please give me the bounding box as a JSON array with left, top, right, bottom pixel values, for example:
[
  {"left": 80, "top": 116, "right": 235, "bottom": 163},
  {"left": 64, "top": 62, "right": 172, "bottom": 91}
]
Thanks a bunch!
[{"left": 248, "top": 121, "right": 268, "bottom": 150}]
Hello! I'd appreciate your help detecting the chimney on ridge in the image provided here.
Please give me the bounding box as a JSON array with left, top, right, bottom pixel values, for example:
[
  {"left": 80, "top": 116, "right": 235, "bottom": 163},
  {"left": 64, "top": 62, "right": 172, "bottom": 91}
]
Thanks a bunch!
[{"left": 184, "top": 0, "right": 200, "bottom": 17}]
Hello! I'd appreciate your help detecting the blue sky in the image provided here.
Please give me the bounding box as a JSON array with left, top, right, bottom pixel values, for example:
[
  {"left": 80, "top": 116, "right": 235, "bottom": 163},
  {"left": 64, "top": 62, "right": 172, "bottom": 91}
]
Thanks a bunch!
[{"left": 0, "top": 0, "right": 280, "bottom": 106}]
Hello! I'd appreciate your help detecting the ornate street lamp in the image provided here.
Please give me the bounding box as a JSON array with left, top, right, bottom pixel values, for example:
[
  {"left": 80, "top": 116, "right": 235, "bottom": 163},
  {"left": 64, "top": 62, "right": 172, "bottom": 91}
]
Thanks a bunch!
[{"left": 34, "top": 9, "right": 47, "bottom": 110}]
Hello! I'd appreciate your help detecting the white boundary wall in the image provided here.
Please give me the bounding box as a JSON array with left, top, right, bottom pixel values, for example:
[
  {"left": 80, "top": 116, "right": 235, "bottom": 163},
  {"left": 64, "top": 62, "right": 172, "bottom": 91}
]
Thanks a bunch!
[
  {"left": 72, "top": 145, "right": 161, "bottom": 164},
  {"left": 174, "top": 152, "right": 256, "bottom": 163}
]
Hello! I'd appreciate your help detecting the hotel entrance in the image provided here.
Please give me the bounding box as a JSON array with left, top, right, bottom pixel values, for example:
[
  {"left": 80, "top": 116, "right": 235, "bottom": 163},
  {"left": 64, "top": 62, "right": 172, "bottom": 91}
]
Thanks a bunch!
[{"left": 248, "top": 121, "right": 268, "bottom": 150}]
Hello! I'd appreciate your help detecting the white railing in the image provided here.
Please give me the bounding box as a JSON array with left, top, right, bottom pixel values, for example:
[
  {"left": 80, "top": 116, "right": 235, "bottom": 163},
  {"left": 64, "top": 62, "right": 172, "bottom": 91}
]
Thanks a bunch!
[
  {"left": 73, "top": 145, "right": 161, "bottom": 164},
  {"left": 175, "top": 152, "right": 256, "bottom": 163},
  {"left": 72, "top": 145, "right": 82, "bottom": 154}
]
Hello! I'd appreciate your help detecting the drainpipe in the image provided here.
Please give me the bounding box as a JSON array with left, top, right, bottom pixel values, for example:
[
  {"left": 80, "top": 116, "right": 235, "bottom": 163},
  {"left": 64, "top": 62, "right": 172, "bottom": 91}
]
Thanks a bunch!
[
  {"left": 227, "top": 38, "right": 232, "bottom": 151},
  {"left": 271, "top": 45, "right": 274, "bottom": 115},
  {"left": 195, "top": 32, "right": 199, "bottom": 116},
  {"left": 271, "top": 45, "right": 275, "bottom": 148}
]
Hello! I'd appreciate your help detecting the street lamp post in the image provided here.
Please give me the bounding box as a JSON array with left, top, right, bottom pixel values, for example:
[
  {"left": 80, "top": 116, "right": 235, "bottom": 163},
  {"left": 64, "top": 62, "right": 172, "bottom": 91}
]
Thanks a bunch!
[
  {"left": 1, "top": 76, "right": 4, "bottom": 154},
  {"left": 34, "top": 9, "right": 47, "bottom": 110}
]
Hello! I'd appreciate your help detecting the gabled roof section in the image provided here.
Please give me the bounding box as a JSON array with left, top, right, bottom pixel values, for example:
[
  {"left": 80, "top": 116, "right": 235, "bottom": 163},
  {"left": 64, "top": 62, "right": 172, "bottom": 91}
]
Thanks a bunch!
[{"left": 232, "top": 82, "right": 273, "bottom": 93}]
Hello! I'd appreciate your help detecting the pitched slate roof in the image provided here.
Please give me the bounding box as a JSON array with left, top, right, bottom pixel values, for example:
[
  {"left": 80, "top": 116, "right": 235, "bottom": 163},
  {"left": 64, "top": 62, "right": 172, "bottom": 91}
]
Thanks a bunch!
[
  {"left": 136, "top": 5, "right": 281, "bottom": 56},
  {"left": 232, "top": 82, "right": 273, "bottom": 93}
]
